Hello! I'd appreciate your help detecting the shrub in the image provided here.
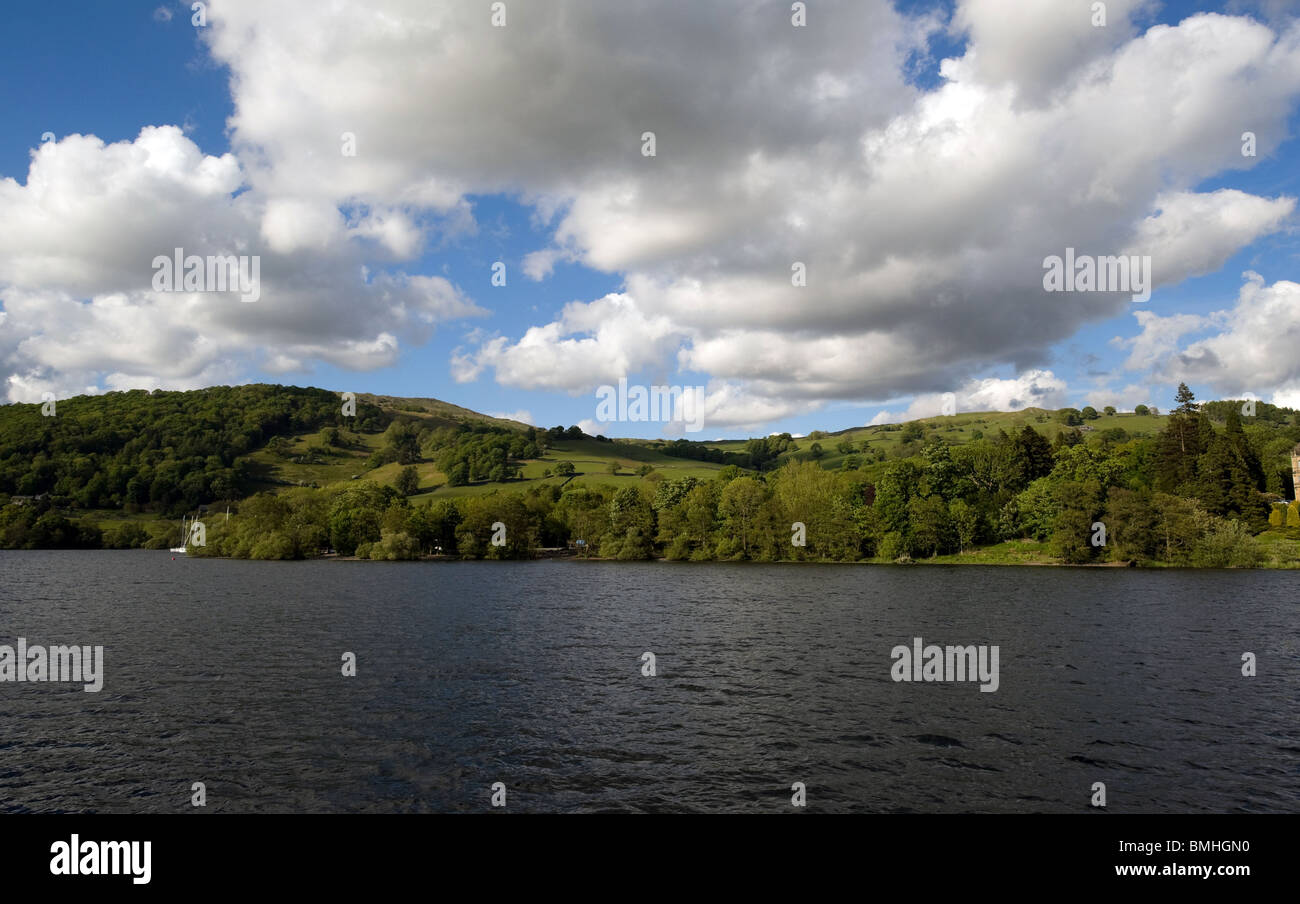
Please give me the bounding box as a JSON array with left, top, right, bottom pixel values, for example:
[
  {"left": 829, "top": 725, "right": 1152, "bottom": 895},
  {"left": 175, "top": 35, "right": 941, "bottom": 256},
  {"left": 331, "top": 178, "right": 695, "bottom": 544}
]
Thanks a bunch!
[
  {"left": 103, "top": 522, "right": 151, "bottom": 549},
  {"left": 372, "top": 530, "right": 420, "bottom": 560},
  {"left": 878, "top": 531, "right": 908, "bottom": 561},
  {"left": 1193, "top": 519, "right": 1261, "bottom": 568},
  {"left": 665, "top": 535, "right": 692, "bottom": 560},
  {"left": 250, "top": 531, "right": 297, "bottom": 560}
]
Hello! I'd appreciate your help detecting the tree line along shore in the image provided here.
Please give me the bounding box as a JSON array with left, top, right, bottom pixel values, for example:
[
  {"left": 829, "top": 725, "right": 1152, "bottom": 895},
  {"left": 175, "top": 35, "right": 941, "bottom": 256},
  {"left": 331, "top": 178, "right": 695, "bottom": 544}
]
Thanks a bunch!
[{"left": 3, "top": 383, "right": 1299, "bottom": 567}]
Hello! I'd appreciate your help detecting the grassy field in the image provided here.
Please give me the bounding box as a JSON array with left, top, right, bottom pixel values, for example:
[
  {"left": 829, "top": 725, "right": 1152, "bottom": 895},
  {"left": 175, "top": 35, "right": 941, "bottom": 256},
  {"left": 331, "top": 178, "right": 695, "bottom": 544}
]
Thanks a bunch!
[
  {"left": 232, "top": 402, "right": 1169, "bottom": 500},
  {"left": 650, "top": 408, "right": 1167, "bottom": 477},
  {"left": 1254, "top": 531, "right": 1300, "bottom": 567},
  {"left": 235, "top": 427, "right": 728, "bottom": 502},
  {"left": 239, "top": 397, "right": 533, "bottom": 493},
  {"left": 410, "top": 438, "right": 725, "bottom": 500},
  {"left": 242, "top": 430, "right": 382, "bottom": 489}
]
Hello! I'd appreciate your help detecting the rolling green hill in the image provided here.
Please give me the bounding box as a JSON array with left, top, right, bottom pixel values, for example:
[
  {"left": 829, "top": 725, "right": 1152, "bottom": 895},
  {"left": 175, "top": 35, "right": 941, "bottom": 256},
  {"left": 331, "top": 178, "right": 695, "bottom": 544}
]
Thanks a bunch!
[
  {"left": 0, "top": 385, "right": 733, "bottom": 545},
  {"left": 352, "top": 393, "right": 531, "bottom": 431},
  {"left": 3, "top": 384, "right": 1298, "bottom": 567},
  {"left": 0, "top": 385, "right": 1277, "bottom": 515}
]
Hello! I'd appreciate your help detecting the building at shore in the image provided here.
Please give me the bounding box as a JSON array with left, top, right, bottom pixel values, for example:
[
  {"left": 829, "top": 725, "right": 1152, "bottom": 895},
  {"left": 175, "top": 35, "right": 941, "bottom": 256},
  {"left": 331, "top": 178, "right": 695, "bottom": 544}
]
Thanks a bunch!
[{"left": 1292, "top": 444, "right": 1300, "bottom": 500}]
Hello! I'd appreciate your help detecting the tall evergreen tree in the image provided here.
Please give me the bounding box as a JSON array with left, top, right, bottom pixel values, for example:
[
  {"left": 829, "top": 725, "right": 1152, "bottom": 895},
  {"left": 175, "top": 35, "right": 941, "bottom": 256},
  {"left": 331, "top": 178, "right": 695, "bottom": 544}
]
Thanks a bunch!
[
  {"left": 1223, "top": 407, "right": 1265, "bottom": 491},
  {"left": 1172, "top": 382, "right": 1199, "bottom": 454},
  {"left": 1155, "top": 385, "right": 1212, "bottom": 494}
]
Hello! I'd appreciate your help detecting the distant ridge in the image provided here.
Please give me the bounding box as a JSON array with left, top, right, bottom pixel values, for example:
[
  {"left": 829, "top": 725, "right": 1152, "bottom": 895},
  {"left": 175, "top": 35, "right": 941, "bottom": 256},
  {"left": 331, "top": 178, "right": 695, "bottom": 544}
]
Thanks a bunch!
[{"left": 354, "top": 392, "right": 532, "bottom": 432}]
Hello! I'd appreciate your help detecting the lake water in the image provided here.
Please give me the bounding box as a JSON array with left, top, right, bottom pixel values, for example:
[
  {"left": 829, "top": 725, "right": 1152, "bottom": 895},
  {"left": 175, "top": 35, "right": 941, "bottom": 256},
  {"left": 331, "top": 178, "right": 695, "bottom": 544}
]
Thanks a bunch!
[{"left": 1, "top": 551, "right": 1296, "bottom": 813}]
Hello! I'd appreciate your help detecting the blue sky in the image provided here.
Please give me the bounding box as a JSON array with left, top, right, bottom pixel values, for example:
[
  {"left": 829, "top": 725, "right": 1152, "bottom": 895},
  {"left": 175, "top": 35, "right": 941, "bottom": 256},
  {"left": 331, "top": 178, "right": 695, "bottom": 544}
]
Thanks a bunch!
[{"left": 1, "top": 0, "right": 1297, "bottom": 438}]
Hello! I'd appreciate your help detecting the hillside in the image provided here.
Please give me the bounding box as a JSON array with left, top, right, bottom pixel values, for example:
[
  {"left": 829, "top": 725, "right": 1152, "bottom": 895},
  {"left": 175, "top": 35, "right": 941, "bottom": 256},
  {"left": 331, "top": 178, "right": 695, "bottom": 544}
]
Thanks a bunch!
[
  {"left": 651, "top": 407, "right": 1171, "bottom": 475},
  {"left": 3, "top": 384, "right": 1299, "bottom": 566},
  {"left": 352, "top": 393, "right": 532, "bottom": 431},
  {"left": 0, "top": 384, "right": 730, "bottom": 545}
]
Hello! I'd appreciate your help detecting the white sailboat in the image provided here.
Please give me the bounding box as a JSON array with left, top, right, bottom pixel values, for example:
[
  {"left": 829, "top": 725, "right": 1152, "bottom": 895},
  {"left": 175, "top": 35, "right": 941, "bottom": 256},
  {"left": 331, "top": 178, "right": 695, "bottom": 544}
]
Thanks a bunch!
[{"left": 169, "top": 515, "right": 189, "bottom": 554}]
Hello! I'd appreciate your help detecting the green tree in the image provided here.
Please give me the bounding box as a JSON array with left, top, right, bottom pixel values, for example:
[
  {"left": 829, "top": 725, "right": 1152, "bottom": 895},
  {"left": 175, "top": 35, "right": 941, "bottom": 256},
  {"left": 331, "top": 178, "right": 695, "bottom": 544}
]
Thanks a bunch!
[
  {"left": 396, "top": 465, "right": 420, "bottom": 496},
  {"left": 556, "top": 487, "right": 609, "bottom": 554},
  {"left": 949, "top": 498, "right": 979, "bottom": 553},
  {"left": 874, "top": 460, "right": 921, "bottom": 535},
  {"left": 681, "top": 484, "right": 720, "bottom": 558},
  {"left": 718, "top": 477, "right": 769, "bottom": 559},
  {"left": 1154, "top": 403, "right": 1212, "bottom": 494},
  {"left": 1013, "top": 478, "right": 1057, "bottom": 541},
  {"left": 878, "top": 531, "right": 910, "bottom": 561},
  {"left": 1010, "top": 426, "right": 1054, "bottom": 489},
  {"left": 1171, "top": 382, "right": 1199, "bottom": 454},
  {"left": 383, "top": 420, "right": 422, "bottom": 465},
  {"left": 1151, "top": 493, "right": 1208, "bottom": 564},
  {"left": 1047, "top": 479, "right": 1103, "bottom": 564},
  {"left": 907, "top": 495, "right": 951, "bottom": 557},
  {"left": 328, "top": 482, "right": 398, "bottom": 555},
  {"left": 1103, "top": 487, "right": 1158, "bottom": 562},
  {"left": 607, "top": 486, "right": 655, "bottom": 558},
  {"left": 921, "top": 441, "right": 958, "bottom": 500},
  {"left": 446, "top": 462, "right": 469, "bottom": 486},
  {"left": 899, "top": 422, "right": 925, "bottom": 444}
]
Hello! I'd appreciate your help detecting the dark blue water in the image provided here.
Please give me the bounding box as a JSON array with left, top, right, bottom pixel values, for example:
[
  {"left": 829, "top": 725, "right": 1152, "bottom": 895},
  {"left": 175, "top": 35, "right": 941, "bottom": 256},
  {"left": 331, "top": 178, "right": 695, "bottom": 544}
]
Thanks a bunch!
[{"left": 1, "top": 551, "right": 1296, "bottom": 813}]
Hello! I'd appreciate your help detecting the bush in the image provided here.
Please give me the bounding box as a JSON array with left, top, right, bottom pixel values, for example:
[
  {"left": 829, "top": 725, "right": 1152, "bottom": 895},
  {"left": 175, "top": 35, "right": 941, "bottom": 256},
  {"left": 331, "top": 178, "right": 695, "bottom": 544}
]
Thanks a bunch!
[
  {"left": 103, "top": 522, "right": 151, "bottom": 549},
  {"left": 878, "top": 531, "right": 909, "bottom": 561},
  {"left": 616, "top": 527, "right": 654, "bottom": 560},
  {"left": 713, "top": 535, "right": 745, "bottom": 560},
  {"left": 665, "top": 535, "right": 692, "bottom": 560},
  {"left": 250, "top": 531, "right": 297, "bottom": 560},
  {"left": 372, "top": 530, "right": 420, "bottom": 560},
  {"left": 599, "top": 533, "right": 623, "bottom": 559},
  {"left": 1192, "top": 519, "right": 1261, "bottom": 568}
]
